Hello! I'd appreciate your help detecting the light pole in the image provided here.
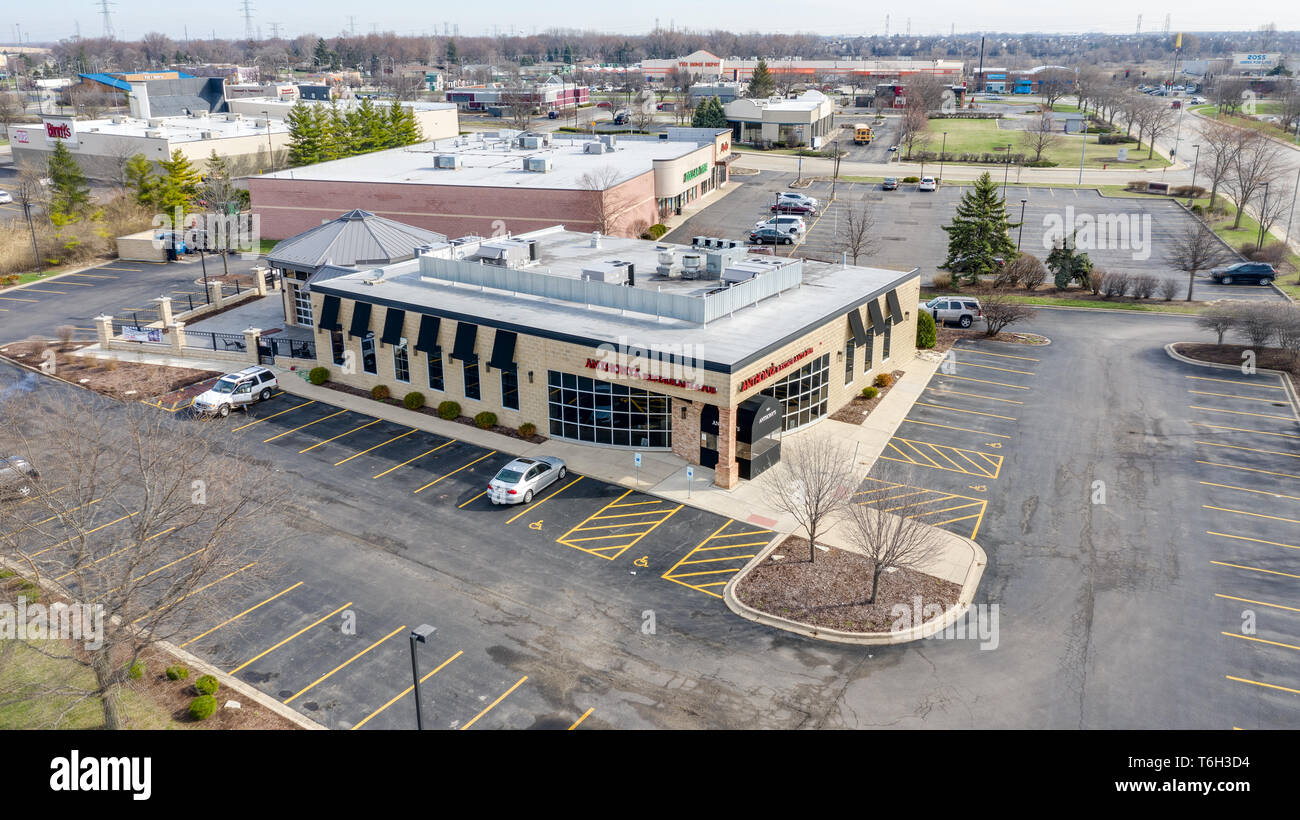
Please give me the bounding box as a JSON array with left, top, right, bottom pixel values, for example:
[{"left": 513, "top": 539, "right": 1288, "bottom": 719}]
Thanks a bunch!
[
  {"left": 938, "top": 131, "right": 947, "bottom": 183},
  {"left": 1002, "top": 142, "right": 1012, "bottom": 198},
  {"left": 1017, "top": 198, "right": 1028, "bottom": 250},
  {"left": 1257, "top": 182, "right": 1270, "bottom": 252},
  {"left": 409, "top": 624, "right": 436, "bottom": 730},
  {"left": 261, "top": 109, "right": 272, "bottom": 172},
  {"left": 1285, "top": 165, "right": 1299, "bottom": 248},
  {"left": 1188, "top": 143, "right": 1201, "bottom": 205}
]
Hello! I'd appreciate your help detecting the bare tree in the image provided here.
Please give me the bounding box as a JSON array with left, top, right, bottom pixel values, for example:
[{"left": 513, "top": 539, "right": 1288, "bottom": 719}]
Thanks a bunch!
[
  {"left": 0, "top": 395, "right": 286, "bottom": 729},
  {"left": 1035, "top": 67, "right": 1076, "bottom": 110},
  {"left": 980, "top": 292, "right": 1037, "bottom": 336},
  {"left": 13, "top": 168, "right": 47, "bottom": 271},
  {"left": 842, "top": 473, "right": 946, "bottom": 604},
  {"left": 835, "top": 202, "right": 879, "bottom": 265},
  {"left": 1142, "top": 100, "right": 1176, "bottom": 159},
  {"left": 1196, "top": 300, "right": 1247, "bottom": 345},
  {"left": 1167, "top": 218, "right": 1236, "bottom": 300},
  {"left": 577, "top": 165, "right": 632, "bottom": 235},
  {"left": 1214, "top": 77, "right": 1250, "bottom": 115},
  {"left": 1198, "top": 119, "right": 1247, "bottom": 210},
  {"left": 500, "top": 78, "right": 536, "bottom": 132},
  {"left": 760, "top": 435, "right": 855, "bottom": 563},
  {"left": 1019, "top": 114, "right": 1062, "bottom": 162},
  {"left": 0, "top": 92, "right": 23, "bottom": 135},
  {"left": 1232, "top": 301, "right": 1285, "bottom": 348},
  {"left": 1223, "top": 131, "right": 1284, "bottom": 230},
  {"left": 898, "top": 106, "right": 930, "bottom": 159},
  {"left": 904, "top": 73, "right": 947, "bottom": 114}
]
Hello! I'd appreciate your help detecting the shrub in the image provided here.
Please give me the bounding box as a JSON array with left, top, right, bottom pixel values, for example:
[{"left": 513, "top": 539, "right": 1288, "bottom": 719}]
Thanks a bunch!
[
  {"left": 127, "top": 661, "right": 145, "bottom": 680},
  {"left": 308, "top": 366, "right": 329, "bottom": 385},
  {"left": 1010, "top": 254, "right": 1047, "bottom": 291},
  {"left": 166, "top": 665, "right": 189, "bottom": 681},
  {"left": 1190, "top": 204, "right": 1205, "bottom": 216},
  {"left": 1249, "top": 242, "right": 1290, "bottom": 267},
  {"left": 403, "top": 391, "right": 425, "bottom": 410},
  {"left": 195, "top": 674, "right": 220, "bottom": 696},
  {"left": 901, "top": 176, "right": 920, "bottom": 183},
  {"left": 1131, "top": 274, "right": 1158, "bottom": 299},
  {"left": 1087, "top": 267, "right": 1105, "bottom": 295},
  {"left": 1159, "top": 277, "right": 1180, "bottom": 301},
  {"left": 874, "top": 373, "right": 893, "bottom": 388},
  {"left": 518, "top": 422, "right": 537, "bottom": 438},
  {"left": 474, "top": 411, "right": 497, "bottom": 429},
  {"left": 1169, "top": 185, "right": 1206, "bottom": 198},
  {"left": 916, "top": 311, "right": 937, "bottom": 349},
  {"left": 930, "top": 272, "right": 953, "bottom": 290},
  {"left": 1024, "top": 160, "right": 1058, "bottom": 168},
  {"left": 371, "top": 384, "right": 391, "bottom": 401},
  {"left": 1101, "top": 271, "right": 1131, "bottom": 298},
  {"left": 189, "top": 695, "right": 217, "bottom": 721},
  {"left": 1126, "top": 180, "right": 1149, "bottom": 191},
  {"left": 437, "top": 400, "right": 460, "bottom": 420},
  {"left": 645, "top": 224, "right": 668, "bottom": 240},
  {"left": 861, "top": 386, "right": 879, "bottom": 399}
]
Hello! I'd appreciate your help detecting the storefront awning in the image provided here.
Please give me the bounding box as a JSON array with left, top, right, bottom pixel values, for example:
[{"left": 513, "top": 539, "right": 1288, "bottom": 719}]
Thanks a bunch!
[
  {"left": 348, "top": 301, "right": 372, "bottom": 338},
  {"left": 317, "top": 295, "right": 342, "bottom": 331},
  {"left": 380, "top": 308, "right": 406, "bottom": 346},
  {"left": 414, "top": 314, "right": 441, "bottom": 354},
  {"left": 450, "top": 322, "right": 478, "bottom": 363},
  {"left": 847, "top": 309, "right": 869, "bottom": 346},
  {"left": 488, "top": 330, "right": 518, "bottom": 372},
  {"left": 866, "top": 299, "right": 886, "bottom": 334},
  {"left": 885, "top": 289, "right": 904, "bottom": 324}
]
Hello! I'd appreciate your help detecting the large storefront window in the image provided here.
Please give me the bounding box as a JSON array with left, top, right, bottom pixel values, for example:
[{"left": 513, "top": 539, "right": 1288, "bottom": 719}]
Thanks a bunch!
[
  {"left": 547, "top": 371, "right": 671, "bottom": 448},
  {"left": 761, "top": 352, "right": 831, "bottom": 432},
  {"left": 293, "top": 284, "right": 313, "bottom": 325}
]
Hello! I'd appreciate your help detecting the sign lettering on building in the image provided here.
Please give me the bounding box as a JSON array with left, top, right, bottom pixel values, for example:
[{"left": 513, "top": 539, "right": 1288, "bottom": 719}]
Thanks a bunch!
[
  {"left": 739, "top": 347, "right": 814, "bottom": 393},
  {"left": 683, "top": 162, "right": 709, "bottom": 184},
  {"left": 43, "top": 117, "right": 76, "bottom": 144},
  {"left": 584, "top": 358, "right": 717, "bottom": 394}
]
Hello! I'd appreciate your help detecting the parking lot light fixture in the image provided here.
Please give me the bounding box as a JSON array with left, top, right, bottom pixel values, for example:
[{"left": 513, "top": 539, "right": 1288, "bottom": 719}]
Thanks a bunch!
[
  {"left": 939, "top": 131, "right": 947, "bottom": 182},
  {"left": 1018, "top": 198, "right": 1027, "bottom": 250},
  {"left": 1002, "top": 143, "right": 1012, "bottom": 198},
  {"left": 1189, "top": 144, "right": 1201, "bottom": 205},
  {"left": 1257, "top": 182, "right": 1270, "bottom": 252},
  {"left": 409, "top": 624, "right": 436, "bottom": 730}
]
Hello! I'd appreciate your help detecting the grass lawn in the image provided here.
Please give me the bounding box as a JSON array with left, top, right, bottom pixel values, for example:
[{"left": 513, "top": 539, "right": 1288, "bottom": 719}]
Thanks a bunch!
[
  {"left": 258, "top": 238, "right": 278, "bottom": 255},
  {"left": 1051, "top": 103, "right": 1082, "bottom": 113},
  {"left": 1193, "top": 107, "right": 1298, "bottom": 143},
  {"left": 921, "top": 287, "right": 1204, "bottom": 314},
  {"left": 922, "top": 119, "right": 1170, "bottom": 170}
]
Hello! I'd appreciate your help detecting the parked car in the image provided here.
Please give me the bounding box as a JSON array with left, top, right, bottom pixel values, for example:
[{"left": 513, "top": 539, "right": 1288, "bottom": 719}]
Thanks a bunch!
[
  {"left": 887, "top": 144, "right": 899, "bottom": 152},
  {"left": 749, "top": 227, "right": 795, "bottom": 245},
  {"left": 771, "top": 201, "right": 816, "bottom": 216},
  {"left": 192, "top": 366, "right": 280, "bottom": 418},
  {"left": 0, "top": 455, "right": 39, "bottom": 500},
  {"left": 881, "top": 177, "right": 899, "bottom": 191},
  {"left": 777, "top": 191, "right": 820, "bottom": 209},
  {"left": 918, "top": 176, "right": 937, "bottom": 192},
  {"left": 753, "top": 215, "right": 806, "bottom": 235},
  {"left": 547, "top": 110, "right": 559, "bottom": 119},
  {"left": 1208, "top": 262, "right": 1277, "bottom": 286},
  {"left": 922, "top": 296, "right": 984, "bottom": 328},
  {"left": 488, "top": 457, "right": 567, "bottom": 505},
  {"left": 0, "top": 191, "right": 12, "bottom": 204}
]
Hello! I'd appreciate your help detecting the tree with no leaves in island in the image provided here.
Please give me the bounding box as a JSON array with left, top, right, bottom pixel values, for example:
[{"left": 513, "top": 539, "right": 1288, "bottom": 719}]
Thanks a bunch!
[
  {"left": 842, "top": 471, "right": 947, "bottom": 604},
  {"left": 979, "top": 292, "right": 1037, "bottom": 337},
  {"left": 0, "top": 395, "right": 288, "bottom": 729},
  {"left": 1019, "top": 114, "right": 1062, "bottom": 163},
  {"left": 835, "top": 202, "right": 880, "bottom": 265},
  {"left": 1196, "top": 300, "right": 1247, "bottom": 345},
  {"left": 760, "top": 435, "right": 855, "bottom": 563},
  {"left": 1167, "top": 218, "right": 1236, "bottom": 300}
]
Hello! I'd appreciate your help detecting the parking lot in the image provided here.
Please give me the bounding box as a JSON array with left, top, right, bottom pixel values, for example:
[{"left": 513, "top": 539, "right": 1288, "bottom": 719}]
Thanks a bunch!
[{"left": 668, "top": 174, "right": 1279, "bottom": 302}]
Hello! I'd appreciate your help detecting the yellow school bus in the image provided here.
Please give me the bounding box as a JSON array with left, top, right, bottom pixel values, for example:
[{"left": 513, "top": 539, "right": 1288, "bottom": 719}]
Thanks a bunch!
[{"left": 854, "top": 123, "right": 873, "bottom": 144}]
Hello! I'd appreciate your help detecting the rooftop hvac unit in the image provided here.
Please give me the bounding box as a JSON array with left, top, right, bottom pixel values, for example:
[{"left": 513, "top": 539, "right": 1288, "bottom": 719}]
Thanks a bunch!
[
  {"left": 599, "top": 134, "right": 617, "bottom": 149},
  {"left": 201, "top": 131, "right": 215, "bottom": 139},
  {"left": 110, "top": 115, "right": 125, "bottom": 124},
  {"left": 523, "top": 156, "right": 552, "bottom": 173},
  {"left": 227, "top": 113, "right": 243, "bottom": 121},
  {"left": 145, "top": 129, "right": 164, "bottom": 138},
  {"left": 680, "top": 253, "right": 704, "bottom": 279},
  {"left": 434, "top": 154, "right": 463, "bottom": 169},
  {"left": 583, "top": 142, "right": 606, "bottom": 154},
  {"left": 147, "top": 118, "right": 165, "bottom": 127},
  {"left": 691, "top": 236, "right": 708, "bottom": 247},
  {"left": 519, "top": 135, "right": 542, "bottom": 149}
]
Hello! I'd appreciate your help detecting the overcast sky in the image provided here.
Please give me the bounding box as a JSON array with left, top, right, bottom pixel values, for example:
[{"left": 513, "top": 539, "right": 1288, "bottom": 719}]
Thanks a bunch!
[{"left": 8, "top": 2, "right": 1299, "bottom": 45}]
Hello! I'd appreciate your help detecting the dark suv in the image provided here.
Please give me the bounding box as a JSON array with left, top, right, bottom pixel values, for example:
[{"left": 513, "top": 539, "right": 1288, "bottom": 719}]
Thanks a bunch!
[{"left": 1209, "top": 262, "right": 1276, "bottom": 286}]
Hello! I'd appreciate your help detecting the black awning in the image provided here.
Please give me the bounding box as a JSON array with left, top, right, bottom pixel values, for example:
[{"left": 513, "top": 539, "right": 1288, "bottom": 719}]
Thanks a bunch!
[
  {"left": 450, "top": 322, "right": 478, "bottom": 363},
  {"left": 737, "top": 395, "right": 781, "bottom": 444},
  {"left": 317, "top": 294, "right": 342, "bottom": 331},
  {"left": 380, "top": 307, "right": 406, "bottom": 346},
  {"left": 414, "top": 314, "right": 441, "bottom": 354},
  {"left": 488, "top": 330, "right": 518, "bottom": 372},
  {"left": 348, "top": 301, "right": 372, "bottom": 338},
  {"left": 847, "top": 309, "right": 868, "bottom": 346},
  {"left": 886, "top": 289, "right": 904, "bottom": 324},
  {"left": 866, "top": 298, "right": 886, "bottom": 334}
]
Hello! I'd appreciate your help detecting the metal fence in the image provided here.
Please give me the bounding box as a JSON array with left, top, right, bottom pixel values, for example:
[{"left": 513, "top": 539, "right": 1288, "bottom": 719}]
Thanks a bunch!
[
  {"left": 182, "top": 329, "right": 249, "bottom": 352},
  {"left": 264, "top": 336, "right": 316, "bottom": 360}
]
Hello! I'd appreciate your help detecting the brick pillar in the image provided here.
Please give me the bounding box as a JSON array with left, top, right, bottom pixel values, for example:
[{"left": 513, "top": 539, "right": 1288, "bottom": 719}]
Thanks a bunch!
[
  {"left": 153, "top": 296, "right": 173, "bottom": 326},
  {"left": 714, "top": 405, "right": 739, "bottom": 489},
  {"left": 243, "top": 327, "right": 261, "bottom": 364},
  {"left": 207, "top": 280, "right": 224, "bottom": 309},
  {"left": 253, "top": 267, "right": 268, "bottom": 297},
  {"left": 93, "top": 315, "right": 113, "bottom": 346},
  {"left": 670, "top": 399, "right": 703, "bottom": 466},
  {"left": 169, "top": 321, "right": 185, "bottom": 355}
]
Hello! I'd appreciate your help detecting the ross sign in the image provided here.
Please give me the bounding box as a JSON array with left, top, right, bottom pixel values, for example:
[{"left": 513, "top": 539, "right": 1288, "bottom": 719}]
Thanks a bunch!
[
  {"left": 682, "top": 162, "right": 709, "bottom": 184},
  {"left": 739, "top": 347, "right": 814, "bottom": 393},
  {"left": 42, "top": 116, "right": 76, "bottom": 144},
  {"left": 1231, "top": 53, "right": 1280, "bottom": 69}
]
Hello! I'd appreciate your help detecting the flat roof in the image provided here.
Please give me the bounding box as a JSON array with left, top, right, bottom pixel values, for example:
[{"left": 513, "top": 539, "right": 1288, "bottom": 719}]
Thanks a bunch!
[
  {"left": 235, "top": 96, "right": 457, "bottom": 113},
  {"left": 56, "top": 114, "right": 288, "bottom": 142},
  {"left": 312, "top": 228, "right": 918, "bottom": 373},
  {"left": 258, "top": 131, "right": 702, "bottom": 190}
]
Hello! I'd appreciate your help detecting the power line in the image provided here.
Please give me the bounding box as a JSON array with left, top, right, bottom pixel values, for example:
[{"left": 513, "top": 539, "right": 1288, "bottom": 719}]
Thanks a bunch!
[
  {"left": 96, "top": 0, "right": 115, "bottom": 39},
  {"left": 241, "top": 0, "right": 255, "bottom": 41}
]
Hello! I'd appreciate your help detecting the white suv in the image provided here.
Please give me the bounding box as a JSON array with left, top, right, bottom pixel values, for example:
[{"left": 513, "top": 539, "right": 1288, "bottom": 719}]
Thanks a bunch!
[
  {"left": 753, "top": 215, "right": 807, "bottom": 236},
  {"left": 193, "top": 366, "right": 279, "bottom": 418},
  {"left": 777, "top": 191, "right": 820, "bottom": 210}
]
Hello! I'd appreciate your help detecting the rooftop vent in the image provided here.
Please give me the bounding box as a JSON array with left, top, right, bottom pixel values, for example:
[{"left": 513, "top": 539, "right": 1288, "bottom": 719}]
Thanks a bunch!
[
  {"left": 523, "top": 156, "right": 552, "bottom": 173},
  {"left": 583, "top": 142, "right": 606, "bottom": 154},
  {"left": 434, "top": 154, "right": 463, "bottom": 169}
]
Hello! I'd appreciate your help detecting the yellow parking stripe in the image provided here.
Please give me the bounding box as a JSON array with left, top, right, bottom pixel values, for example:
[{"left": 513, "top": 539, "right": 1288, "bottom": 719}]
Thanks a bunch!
[
  {"left": 1191, "top": 422, "right": 1300, "bottom": 440},
  {"left": 1198, "top": 461, "right": 1300, "bottom": 480},
  {"left": 952, "top": 346, "right": 1039, "bottom": 362},
  {"left": 299, "top": 418, "right": 382, "bottom": 452},
  {"left": 1211, "top": 561, "right": 1300, "bottom": 581},
  {"left": 16, "top": 287, "right": 67, "bottom": 294},
  {"left": 131, "top": 563, "right": 256, "bottom": 624},
  {"left": 231, "top": 400, "right": 315, "bottom": 431},
  {"left": 0, "top": 498, "right": 101, "bottom": 538},
  {"left": 1189, "top": 390, "right": 1287, "bottom": 404},
  {"left": 351, "top": 650, "right": 462, "bottom": 730},
  {"left": 914, "top": 401, "right": 1016, "bottom": 421},
  {"left": 230, "top": 601, "right": 354, "bottom": 674},
  {"left": 1203, "top": 505, "right": 1300, "bottom": 524},
  {"left": 264, "top": 409, "right": 347, "bottom": 442},
  {"left": 28, "top": 511, "right": 139, "bottom": 557},
  {"left": 284, "top": 624, "right": 407, "bottom": 705},
  {"left": 413, "top": 452, "right": 497, "bottom": 493},
  {"left": 569, "top": 708, "right": 594, "bottom": 730},
  {"left": 679, "top": 552, "right": 758, "bottom": 565},
  {"left": 1226, "top": 675, "right": 1300, "bottom": 695},
  {"left": 933, "top": 374, "right": 1029, "bottom": 390},
  {"left": 949, "top": 360, "right": 1034, "bottom": 375},
  {"left": 1215, "top": 593, "right": 1300, "bottom": 614},
  {"left": 57, "top": 526, "right": 174, "bottom": 582},
  {"left": 1196, "top": 441, "right": 1300, "bottom": 459},
  {"left": 0, "top": 295, "right": 39, "bottom": 303},
  {"left": 505, "top": 475, "right": 584, "bottom": 524},
  {"left": 1187, "top": 375, "right": 1283, "bottom": 389},
  {"left": 369, "top": 437, "right": 451, "bottom": 474},
  {"left": 1223, "top": 632, "right": 1300, "bottom": 652},
  {"left": 180, "top": 581, "right": 304, "bottom": 647},
  {"left": 461, "top": 676, "right": 528, "bottom": 730},
  {"left": 16, "top": 485, "right": 69, "bottom": 504},
  {"left": 1200, "top": 481, "right": 1300, "bottom": 502},
  {"left": 65, "top": 272, "right": 117, "bottom": 279},
  {"left": 1190, "top": 405, "right": 1297, "bottom": 422},
  {"left": 1208, "top": 531, "right": 1300, "bottom": 551},
  {"left": 458, "top": 490, "right": 487, "bottom": 508}
]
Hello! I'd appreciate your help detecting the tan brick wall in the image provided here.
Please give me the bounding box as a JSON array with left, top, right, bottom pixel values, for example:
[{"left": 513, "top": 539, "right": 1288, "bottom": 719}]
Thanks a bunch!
[{"left": 671, "top": 399, "right": 704, "bottom": 464}]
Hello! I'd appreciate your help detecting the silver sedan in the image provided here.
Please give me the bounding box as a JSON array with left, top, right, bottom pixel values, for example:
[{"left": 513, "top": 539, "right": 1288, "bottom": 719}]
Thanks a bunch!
[{"left": 487, "top": 457, "right": 567, "bottom": 505}]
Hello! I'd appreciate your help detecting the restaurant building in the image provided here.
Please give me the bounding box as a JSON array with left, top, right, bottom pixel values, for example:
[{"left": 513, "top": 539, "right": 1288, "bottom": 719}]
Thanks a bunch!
[{"left": 305, "top": 226, "right": 919, "bottom": 488}]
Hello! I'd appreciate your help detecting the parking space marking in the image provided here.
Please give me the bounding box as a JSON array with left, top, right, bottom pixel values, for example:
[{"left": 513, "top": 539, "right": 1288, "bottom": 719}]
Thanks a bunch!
[
  {"left": 914, "top": 401, "right": 1016, "bottom": 421},
  {"left": 131, "top": 562, "right": 257, "bottom": 625},
  {"left": 1196, "top": 441, "right": 1300, "bottom": 459},
  {"left": 948, "top": 360, "right": 1035, "bottom": 376},
  {"left": 458, "top": 490, "right": 488, "bottom": 508},
  {"left": 1224, "top": 632, "right": 1300, "bottom": 654},
  {"left": 1208, "top": 531, "right": 1300, "bottom": 552},
  {"left": 65, "top": 272, "right": 117, "bottom": 279},
  {"left": 1187, "top": 375, "right": 1284, "bottom": 390},
  {"left": 855, "top": 478, "right": 987, "bottom": 539},
  {"left": 15, "top": 287, "right": 68, "bottom": 295},
  {"left": 933, "top": 374, "right": 1030, "bottom": 390},
  {"left": 1215, "top": 594, "right": 1300, "bottom": 614},
  {"left": 299, "top": 418, "right": 382, "bottom": 452},
  {"left": 50, "top": 281, "right": 95, "bottom": 287},
  {"left": 230, "top": 600, "right": 354, "bottom": 674},
  {"left": 413, "top": 451, "right": 497, "bottom": 493},
  {"left": 263, "top": 409, "right": 348, "bottom": 442},
  {"left": 1189, "top": 390, "right": 1287, "bottom": 404},
  {"left": 284, "top": 624, "right": 408, "bottom": 705},
  {"left": 351, "top": 649, "right": 463, "bottom": 730},
  {"left": 1191, "top": 422, "right": 1300, "bottom": 440},
  {"left": 0, "top": 295, "right": 39, "bottom": 303},
  {"left": 230, "top": 400, "right": 316, "bottom": 431},
  {"left": 662, "top": 519, "right": 773, "bottom": 598},
  {"left": 557, "top": 490, "right": 683, "bottom": 560},
  {"left": 28, "top": 511, "right": 139, "bottom": 558},
  {"left": 1212, "top": 561, "right": 1300, "bottom": 581},
  {"left": 880, "top": 438, "right": 1003, "bottom": 478},
  {"left": 179, "top": 581, "right": 304, "bottom": 647},
  {"left": 1197, "top": 461, "right": 1300, "bottom": 480},
  {"left": 926, "top": 389, "right": 1024, "bottom": 408},
  {"left": 56, "top": 525, "right": 174, "bottom": 582},
  {"left": 1226, "top": 676, "right": 1300, "bottom": 696},
  {"left": 505, "top": 475, "right": 584, "bottom": 524},
  {"left": 1, "top": 498, "right": 101, "bottom": 538},
  {"left": 569, "top": 707, "right": 594, "bottom": 730},
  {"left": 461, "top": 675, "right": 528, "bottom": 730},
  {"left": 952, "top": 347, "right": 1039, "bottom": 362},
  {"left": 1203, "top": 505, "right": 1300, "bottom": 525},
  {"left": 1200, "top": 481, "right": 1300, "bottom": 502},
  {"left": 369, "top": 437, "right": 452, "bottom": 474}
]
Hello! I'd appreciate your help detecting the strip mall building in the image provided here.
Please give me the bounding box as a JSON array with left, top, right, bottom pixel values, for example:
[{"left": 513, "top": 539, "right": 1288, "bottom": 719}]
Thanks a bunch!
[{"left": 304, "top": 226, "right": 919, "bottom": 488}]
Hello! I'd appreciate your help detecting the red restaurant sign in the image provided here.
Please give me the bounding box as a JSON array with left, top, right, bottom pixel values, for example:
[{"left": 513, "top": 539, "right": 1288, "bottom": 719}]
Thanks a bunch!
[{"left": 739, "top": 347, "right": 814, "bottom": 392}]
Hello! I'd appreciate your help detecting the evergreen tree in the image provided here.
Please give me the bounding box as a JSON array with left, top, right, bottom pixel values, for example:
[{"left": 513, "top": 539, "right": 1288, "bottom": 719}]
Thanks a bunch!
[
  {"left": 285, "top": 100, "right": 323, "bottom": 166},
  {"left": 562, "top": 44, "right": 574, "bottom": 65},
  {"left": 691, "top": 96, "right": 729, "bottom": 129},
  {"left": 154, "top": 149, "right": 201, "bottom": 215},
  {"left": 941, "top": 172, "right": 1019, "bottom": 284},
  {"left": 445, "top": 39, "right": 458, "bottom": 65},
  {"left": 747, "top": 59, "right": 775, "bottom": 98},
  {"left": 46, "top": 140, "right": 90, "bottom": 224},
  {"left": 124, "top": 153, "right": 156, "bottom": 207},
  {"left": 387, "top": 100, "right": 421, "bottom": 147},
  {"left": 313, "top": 38, "right": 329, "bottom": 68},
  {"left": 1046, "top": 231, "right": 1094, "bottom": 290},
  {"left": 323, "top": 103, "right": 347, "bottom": 160}
]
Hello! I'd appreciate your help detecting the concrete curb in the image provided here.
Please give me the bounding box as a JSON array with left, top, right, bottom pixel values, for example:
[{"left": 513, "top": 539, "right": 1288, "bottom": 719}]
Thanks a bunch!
[
  {"left": 722, "top": 529, "right": 988, "bottom": 646},
  {"left": 1164, "top": 342, "right": 1300, "bottom": 424}
]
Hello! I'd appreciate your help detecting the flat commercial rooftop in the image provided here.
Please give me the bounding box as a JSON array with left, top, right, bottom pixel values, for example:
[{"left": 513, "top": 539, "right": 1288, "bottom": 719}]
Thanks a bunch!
[
  {"left": 69, "top": 114, "right": 288, "bottom": 142},
  {"left": 312, "top": 228, "right": 918, "bottom": 372},
  {"left": 259, "top": 132, "right": 701, "bottom": 190}
]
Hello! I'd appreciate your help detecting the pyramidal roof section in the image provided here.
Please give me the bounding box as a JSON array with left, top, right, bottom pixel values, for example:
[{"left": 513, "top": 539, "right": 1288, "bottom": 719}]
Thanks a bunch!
[{"left": 267, "top": 209, "right": 447, "bottom": 271}]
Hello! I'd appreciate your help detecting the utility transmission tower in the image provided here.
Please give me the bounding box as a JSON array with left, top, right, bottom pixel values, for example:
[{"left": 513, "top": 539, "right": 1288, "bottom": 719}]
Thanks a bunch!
[
  {"left": 1163, "top": 14, "right": 1170, "bottom": 35},
  {"left": 269, "top": 22, "right": 280, "bottom": 39},
  {"left": 241, "top": 0, "right": 255, "bottom": 41},
  {"left": 97, "top": 0, "right": 115, "bottom": 39},
  {"left": 885, "top": 14, "right": 889, "bottom": 37},
  {"left": 1136, "top": 14, "right": 1142, "bottom": 35}
]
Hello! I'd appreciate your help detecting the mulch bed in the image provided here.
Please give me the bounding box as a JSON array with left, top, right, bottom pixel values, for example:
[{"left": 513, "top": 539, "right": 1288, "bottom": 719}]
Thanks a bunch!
[
  {"left": 734, "top": 536, "right": 962, "bottom": 634},
  {"left": 0, "top": 340, "right": 220, "bottom": 402},
  {"left": 322, "top": 380, "right": 548, "bottom": 444},
  {"left": 932, "top": 326, "right": 1047, "bottom": 353},
  {"left": 1175, "top": 342, "right": 1300, "bottom": 393},
  {"left": 829, "top": 369, "right": 905, "bottom": 425}
]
